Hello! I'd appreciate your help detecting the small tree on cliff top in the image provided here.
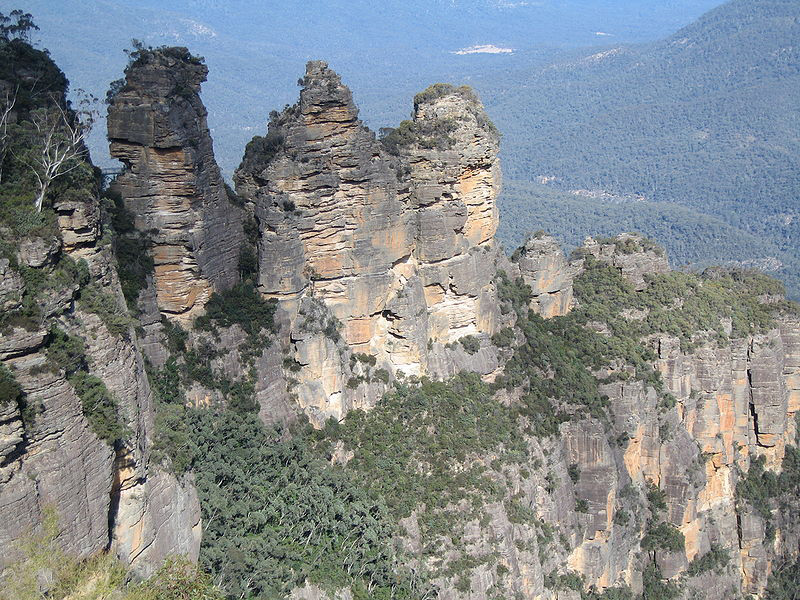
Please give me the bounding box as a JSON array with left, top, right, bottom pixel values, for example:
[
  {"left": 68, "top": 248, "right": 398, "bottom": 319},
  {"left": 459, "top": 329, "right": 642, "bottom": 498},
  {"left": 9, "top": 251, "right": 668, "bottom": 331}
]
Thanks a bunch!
[{"left": 13, "top": 92, "right": 96, "bottom": 212}]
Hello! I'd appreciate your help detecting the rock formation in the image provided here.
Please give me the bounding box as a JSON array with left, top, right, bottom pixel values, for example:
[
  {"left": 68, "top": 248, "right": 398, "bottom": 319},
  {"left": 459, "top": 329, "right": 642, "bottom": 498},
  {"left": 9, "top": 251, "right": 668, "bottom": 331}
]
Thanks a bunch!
[
  {"left": 514, "top": 232, "right": 580, "bottom": 317},
  {"left": 107, "top": 47, "right": 243, "bottom": 322},
  {"left": 235, "top": 62, "right": 502, "bottom": 424},
  {"left": 2, "top": 43, "right": 799, "bottom": 600},
  {"left": 582, "top": 232, "right": 671, "bottom": 290},
  {"left": 0, "top": 47, "right": 200, "bottom": 576}
]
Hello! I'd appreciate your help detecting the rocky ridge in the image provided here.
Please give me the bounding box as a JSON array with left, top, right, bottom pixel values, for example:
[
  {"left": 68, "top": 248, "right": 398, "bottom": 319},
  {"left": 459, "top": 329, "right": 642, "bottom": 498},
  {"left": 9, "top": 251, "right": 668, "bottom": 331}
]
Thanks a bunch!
[
  {"left": 107, "top": 47, "right": 243, "bottom": 323},
  {"left": 235, "top": 62, "right": 502, "bottom": 424},
  {"left": 0, "top": 45, "right": 200, "bottom": 578},
  {"left": 1, "top": 44, "right": 799, "bottom": 600}
]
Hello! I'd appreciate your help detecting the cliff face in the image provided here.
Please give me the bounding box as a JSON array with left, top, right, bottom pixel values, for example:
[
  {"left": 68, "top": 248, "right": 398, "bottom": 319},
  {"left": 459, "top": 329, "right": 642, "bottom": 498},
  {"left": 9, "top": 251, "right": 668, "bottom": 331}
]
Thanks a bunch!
[
  {"left": 0, "top": 46, "right": 199, "bottom": 577},
  {"left": 235, "top": 62, "right": 501, "bottom": 424},
  {"left": 0, "top": 190, "right": 200, "bottom": 577},
  {"left": 487, "top": 234, "right": 800, "bottom": 599},
  {"left": 3, "top": 45, "right": 799, "bottom": 600},
  {"left": 107, "top": 47, "right": 243, "bottom": 322}
]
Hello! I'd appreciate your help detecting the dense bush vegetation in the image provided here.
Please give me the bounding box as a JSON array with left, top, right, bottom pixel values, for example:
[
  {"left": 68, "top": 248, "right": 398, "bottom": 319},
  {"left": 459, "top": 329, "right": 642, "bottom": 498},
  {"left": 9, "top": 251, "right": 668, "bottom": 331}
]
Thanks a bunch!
[
  {"left": 321, "top": 373, "right": 522, "bottom": 521},
  {"left": 195, "top": 282, "right": 277, "bottom": 344},
  {"left": 150, "top": 394, "right": 413, "bottom": 599}
]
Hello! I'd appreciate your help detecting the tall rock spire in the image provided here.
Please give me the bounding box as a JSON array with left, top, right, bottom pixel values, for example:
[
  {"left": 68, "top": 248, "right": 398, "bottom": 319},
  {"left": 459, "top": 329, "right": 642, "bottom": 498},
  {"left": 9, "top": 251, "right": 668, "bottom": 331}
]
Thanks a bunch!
[
  {"left": 107, "top": 46, "right": 243, "bottom": 321},
  {"left": 235, "top": 62, "right": 502, "bottom": 423}
]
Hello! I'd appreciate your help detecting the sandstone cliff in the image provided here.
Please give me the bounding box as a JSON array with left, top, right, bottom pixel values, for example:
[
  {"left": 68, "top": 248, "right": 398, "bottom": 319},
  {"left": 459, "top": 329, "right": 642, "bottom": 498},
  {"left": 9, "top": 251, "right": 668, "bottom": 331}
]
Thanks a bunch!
[
  {"left": 235, "top": 62, "right": 502, "bottom": 424},
  {"left": 107, "top": 46, "right": 243, "bottom": 322},
  {"left": 0, "top": 46, "right": 200, "bottom": 577},
  {"left": 3, "top": 43, "right": 799, "bottom": 600}
]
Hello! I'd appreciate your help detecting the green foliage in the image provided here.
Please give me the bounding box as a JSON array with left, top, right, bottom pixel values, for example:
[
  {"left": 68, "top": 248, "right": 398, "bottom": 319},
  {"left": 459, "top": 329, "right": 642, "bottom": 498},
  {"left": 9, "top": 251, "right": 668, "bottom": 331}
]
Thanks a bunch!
[
  {"left": 46, "top": 326, "right": 86, "bottom": 374},
  {"left": 45, "top": 326, "right": 125, "bottom": 444},
  {"left": 646, "top": 481, "right": 668, "bottom": 514},
  {"left": 78, "top": 282, "right": 134, "bottom": 337},
  {"left": 575, "top": 499, "right": 589, "bottom": 513},
  {"left": 0, "top": 10, "right": 38, "bottom": 43},
  {"left": 323, "top": 372, "right": 523, "bottom": 521},
  {"left": 736, "top": 454, "right": 780, "bottom": 522},
  {"left": 494, "top": 272, "right": 610, "bottom": 430},
  {"left": 459, "top": 334, "right": 481, "bottom": 355},
  {"left": 239, "top": 128, "right": 285, "bottom": 171},
  {"left": 105, "top": 190, "right": 154, "bottom": 310},
  {"left": 195, "top": 282, "right": 277, "bottom": 344},
  {"left": 734, "top": 437, "right": 800, "bottom": 543},
  {"left": 641, "top": 521, "right": 685, "bottom": 554},
  {"left": 68, "top": 371, "right": 128, "bottom": 445},
  {"left": 0, "top": 362, "right": 23, "bottom": 407},
  {"left": 380, "top": 82, "right": 497, "bottom": 154},
  {"left": 544, "top": 571, "right": 584, "bottom": 592},
  {"left": 491, "top": 327, "right": 515, "bottom": 348},
  {"left": 641, "top": 563, "right": 680, "bottom": 600},
  {"left": 0, "top": 506, "right": 222, "bottom": 600},
  {"left": 380, "top": 116, "right": 458, "bottom": 153},
  {"left": 584, "top": 583, "right": 633, "bottom": 600},
  {"left": 613, "top": 509, "right": 630, "bottom": 526},
  {"left": 763, "top": 556, "right": 800, "bottom": 600},
  {"left": 568, "top": 463, "right": 581, "bottom": 484},
  {"left": 686, "top": 544, "right": 729, "bottom": 577},
  {"left": 354, "top": 352, "right": 377, "bottom": 366},
  {"left": 127, "top": 557, "right": 224, "bottom": 600},
  {"left": 490, "top": 0, "right": 800, "bottom": 298},
  {"left": 154, "top": 407, "right": 410, "bottom": 599}
]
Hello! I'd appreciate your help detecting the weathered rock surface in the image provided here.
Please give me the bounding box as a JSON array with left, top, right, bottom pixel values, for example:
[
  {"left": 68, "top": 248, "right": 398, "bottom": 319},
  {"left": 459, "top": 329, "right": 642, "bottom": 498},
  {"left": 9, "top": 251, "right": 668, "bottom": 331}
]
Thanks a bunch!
[
  {"left": 235, "top": 62, "right": 501, "bottom": 423},
  {"left": 515, "top": 232, "right": 580, "bottom": 317},
  {"left": 582, "top": 233, "right": 670, "bottom": 290},
  {"left": 107, "top": 48, "right": 243, "bottom": 321},
  {"left": 0, "top": 174, "right": 200, "bottom": 575}
]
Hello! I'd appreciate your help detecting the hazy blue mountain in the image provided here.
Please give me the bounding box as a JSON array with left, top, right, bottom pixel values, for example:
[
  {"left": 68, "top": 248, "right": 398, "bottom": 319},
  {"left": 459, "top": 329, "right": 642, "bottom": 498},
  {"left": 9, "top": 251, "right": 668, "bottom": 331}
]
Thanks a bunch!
[
  {"left": 483, "top": 0, "right": 800, "bottom": 297},
  {"left": 20, "top": 0, "right": 723, "bottom": 173}
]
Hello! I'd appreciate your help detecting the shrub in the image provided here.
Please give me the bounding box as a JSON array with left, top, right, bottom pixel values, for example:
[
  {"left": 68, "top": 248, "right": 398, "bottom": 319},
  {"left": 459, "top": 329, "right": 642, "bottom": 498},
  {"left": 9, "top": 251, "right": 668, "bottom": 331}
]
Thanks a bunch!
[
  {"left": 0, "top": 363, "right": 23, "bottom": 407},
  {"left": 641, "top": 520, "right": 685, "bottom": 554},
  {"left": 46, "top": 326, "right": 86, "bottom": 374},
  {"left": 568, "top": 463, "right": 580, "bottom": 484},
  {"left": 491, "top": 327, "right": 515, "bottom": 348},
  {"left": 459, "top": 335, "right": 481, "bottom": 355},
  {"left": 69, "top": 371, "right": 127, "bottom": 444},
  {"left": 127, "top": 557, "right": 223, "bottom": 600},
  {"left": 195, "top": 282, "right": 277, "bottom": 342},
  {"left": 687, "top": 544, "right": 729, "bottom": 576},
  {"left": 78, "top": 283, "right": 133, "bottom": 337}
]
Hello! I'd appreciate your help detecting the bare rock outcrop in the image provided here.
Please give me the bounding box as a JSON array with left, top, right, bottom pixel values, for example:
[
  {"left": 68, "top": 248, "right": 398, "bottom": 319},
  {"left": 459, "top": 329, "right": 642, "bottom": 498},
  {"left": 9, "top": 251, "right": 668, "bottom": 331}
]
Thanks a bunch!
[
  {"left": 107, "top": 47, "right": 243, "bottom": 321},
  {"left": 514, "top": 232, "right": 580, "bottom": 317},
  {"left": 1, "top": 160, "right": 200, "bottom": 575},
  {"left": 235, "top": 62, "right": 501, "bottom": 423}
]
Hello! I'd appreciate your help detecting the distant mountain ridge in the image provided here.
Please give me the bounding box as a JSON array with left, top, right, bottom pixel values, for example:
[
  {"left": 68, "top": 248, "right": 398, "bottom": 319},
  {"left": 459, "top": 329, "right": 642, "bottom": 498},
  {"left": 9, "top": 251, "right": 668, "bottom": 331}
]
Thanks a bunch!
[
  {"left": 20, "top": 0, "right": 724, "bottom": 174},
  {"left": 486, "top": 0, "right": 800, "bottom": 296}
]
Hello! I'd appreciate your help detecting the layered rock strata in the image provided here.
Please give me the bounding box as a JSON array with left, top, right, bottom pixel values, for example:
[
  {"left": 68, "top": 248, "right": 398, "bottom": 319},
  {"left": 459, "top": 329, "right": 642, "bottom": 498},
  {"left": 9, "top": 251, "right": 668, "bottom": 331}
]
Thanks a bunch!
[
  {"left": 107, "top": 48, "right": 243, "bottom": 321},
  {"left": 235, "top": 62, "right": 502, "bottom": 423},
  {"left": 514, "top": 232, "right": 580, "bottom": 317},
  {"left": 1, "top": 150, "right": 199, "bottom": 576}
]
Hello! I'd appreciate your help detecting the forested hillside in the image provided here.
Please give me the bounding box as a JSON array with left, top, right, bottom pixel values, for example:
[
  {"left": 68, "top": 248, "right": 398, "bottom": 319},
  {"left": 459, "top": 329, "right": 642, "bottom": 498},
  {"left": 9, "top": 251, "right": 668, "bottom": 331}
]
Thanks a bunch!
[{"left": 486, "top": 0, "right": 800, "bottom": 297}]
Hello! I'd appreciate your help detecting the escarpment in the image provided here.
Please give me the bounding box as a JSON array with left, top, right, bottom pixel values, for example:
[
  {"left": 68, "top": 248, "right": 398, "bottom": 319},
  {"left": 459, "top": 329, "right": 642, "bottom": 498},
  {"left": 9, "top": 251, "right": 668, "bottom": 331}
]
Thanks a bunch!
[
  {"left": 235, "top": 62, "right": 502, "bottom": 424},
  {"left": 3, "top": 40, "right": 800, "bottom": 600},
  {"left": 0, "top": 43, "right": 199, "bottom": 578},
  {"left": 107, "top": 47, "right": 243, "bottom": 322}
]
